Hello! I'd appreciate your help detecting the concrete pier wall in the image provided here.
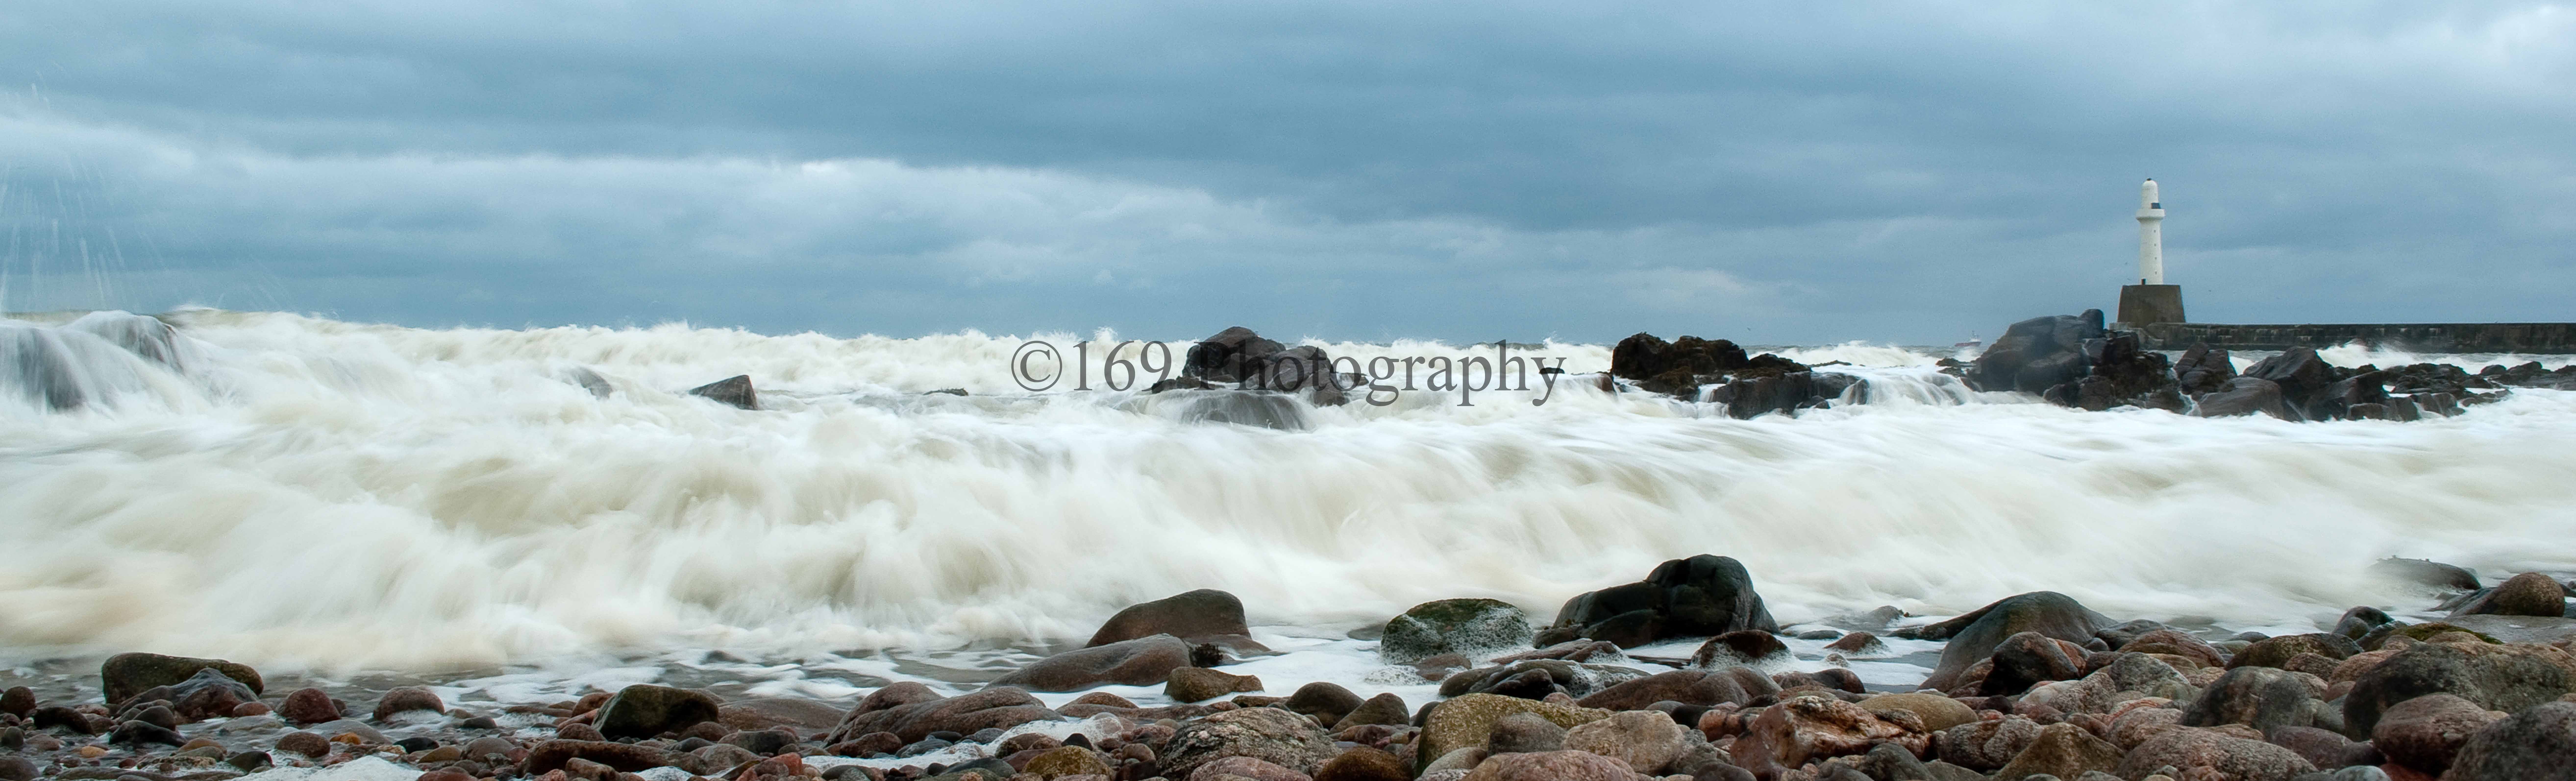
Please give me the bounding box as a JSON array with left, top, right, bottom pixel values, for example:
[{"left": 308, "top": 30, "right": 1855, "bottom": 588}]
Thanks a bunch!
[{"left": 2137, "top": 322, "right": 2576, "bottom": 354}]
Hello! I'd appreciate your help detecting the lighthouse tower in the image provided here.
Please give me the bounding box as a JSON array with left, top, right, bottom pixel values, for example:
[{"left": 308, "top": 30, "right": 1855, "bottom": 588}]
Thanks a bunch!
[{"left": 2115, "top": 178, "right": 2186, "bottom": 326}]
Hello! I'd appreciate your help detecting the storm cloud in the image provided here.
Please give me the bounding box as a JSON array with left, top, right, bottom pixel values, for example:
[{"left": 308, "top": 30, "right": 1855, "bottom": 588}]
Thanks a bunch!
[{"left": 3, "top": 1, "right": 2570, "bottom": 343}]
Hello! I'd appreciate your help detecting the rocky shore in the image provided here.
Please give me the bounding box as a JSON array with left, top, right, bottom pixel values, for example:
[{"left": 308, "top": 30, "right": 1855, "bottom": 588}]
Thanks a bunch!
[{"left": 8, "top": 556, "right": 2575, "bottom": 781}]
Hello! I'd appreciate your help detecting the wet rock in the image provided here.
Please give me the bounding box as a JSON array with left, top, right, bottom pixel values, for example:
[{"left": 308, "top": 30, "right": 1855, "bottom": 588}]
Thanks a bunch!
[
  {"left": 688, "top": 375, "right": 758, "bottom": 410},
  {"left": 1021, "top": 745, "right": 1113, "bottom": 777},
  {"left": 2175, "top": 344, "right": 2237, "bottom": 395},
  {"left": 2116, "top": 727, "right": 2316, "bottom": 781},
  {"left": 1185, "top": 327, "right": 1288, "bottom": 384},
  {"left": 1380, "top": 599, "right": 1535, "bottom": 664},
  {"left": 720, "top": 729, "right": 798, "bottom": 756},
  {"left": 2193, "top": 376, "right": 2296, "bottom": 419},
  {"left": 1441, "top": 659, "right": 1644, "bottom": 701},
  {"left": 2264, "top": 725, "right": 2368, "bottom": 771},
  {"left": 2367, "top": 558, "right": 2481, "bottom": 592},
  {"left": 1909, "top": 591, "right": 2115, "bottom": 691},
  {"left": 1692, "top": 630, "right": 1791, "bottom": 669},
  {"left": 1730, "top": 694, "right": 1930, "bottom": 776},
  {"left": 1861, "top": 693, "right": 1976, "bottom": 732},
  {"left": 2027, "top": 653, "right": 2194, "bottom": 716},
  {"left": 274, "top": 731, "right": 331, "bottom": 758},
  {"left": 1310, "top": 746, "right": 1408, "bottom": 781},
  {"left": 1964, "top": 312, "right": 2105, "bottom": 395},
  {"left": 1539, "top": 554, "right": 1778, "bottom": 649},
  {"left": 277, "top": 688, "right": 338, "bottom": 725},
  {"left": 1279, "top": 682, "right": 1361, "bottom": 725},
  {"left": 1561, "top": 709, "right": 1687, "bottom": 774},
  {"left": 311, "top": 718, "right": 388, "bottom": 743},
  {"left": 1158, "top": 705, "right": 1339, "bottom": 778},
  {"left": 1994, "top": 722, "right": 2122, "bottom": 781},
  {"left": 1330, "top": 693, "right": 1411, "bottom": 730},
  {"left": 1576, "top": 671, "right": 1729, "bottom": 711},
  {"left": 1458, "top": 749, "right": 1638, "bottom": 781},
  {"left": 0, "top": 687, "right": 33, "bottom": 718},
  {"left": 2440, "top": 699, "right": 2576, "bottom": 781},
  {"left": 0, "top": 756, "right": 31, "bottom": 781},
  {"left": 828, "top": 687, "right": 1062, "bottom": 744},
  {"left": 109, "top": 719, "right": 185, "bottom": 746},
  {"left": 224, "top": 750, "right": 273, "bottom": 773},
  {"left": 2333, "top": 607, "right": 2398, "bottom": 641},
  {"left": 1166, "top": 668, "right": 1264, "bottom": 703},
  {"left": 2232, "top": 634, "right": 2360, "bottom": 670},
  {"left": 31, "top": 705, "right": 96, "bottom": 735},
  {"left": 1824, "top": 631, "right": 1886, "bottom": 656},
  {"left": 558, "top": 721, "right": 606, "bottom": 741},
  {"left": 1934, "top": 715, "right": 2043, "bottom": 770},
  {"left": 2121, "top": 630, "right": 2229, "bottom": 669},
  {"left": 2186, "top": 667, "right": 2323, "bottom": 734},
  {"left": 2341, "top": 640, "right": 2576, "bottom": 736},
  {"left": 2242, "top": 348, "right": 2336, "bottom": 420},
  {"left": 2454, "top": 572, "right": 2568, "bottom": 618},
  {"left": 717, "top": 698, "right": 848, "bottom": 733},
  {"left": 993, "top": 634, "right": 1197, "bottom": 692},
  {"left": 99, "top": 653, "right": 264, "bottom": 706},
  {"left": 372, "top": 686, "right": 446, "bottom": 721},
  {"left": 1985, "top": 631, "right": 2092, "bottom": 696},
  {"left": 1086, "top": 589, "right": 1265, "bottom": 653},
  {"left": 2368, "top": 693, "right": 2501, "bottom": 776},
  {"left": 525, "top": 740, "right": 698, "bottom": 773},
  {"left": 1417, "top": 694, "right": 1611, "bottom": 772}
]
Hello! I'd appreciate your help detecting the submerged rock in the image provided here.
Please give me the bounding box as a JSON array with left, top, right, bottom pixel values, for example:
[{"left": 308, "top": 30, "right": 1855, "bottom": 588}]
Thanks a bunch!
[{"left": 688, "top": 375, "right": 758, "bottom": 410}]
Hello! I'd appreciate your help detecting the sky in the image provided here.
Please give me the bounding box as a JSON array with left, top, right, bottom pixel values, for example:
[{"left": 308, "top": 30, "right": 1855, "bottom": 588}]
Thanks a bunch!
[{"left": 2, "top": 1, "right": 2571, "bottom": 345}]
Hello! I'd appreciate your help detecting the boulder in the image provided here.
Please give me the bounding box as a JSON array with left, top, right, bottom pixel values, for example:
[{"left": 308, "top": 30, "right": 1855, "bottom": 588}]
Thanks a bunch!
[
  {"left": 826, "top": 687, "right": 1061, "bottom": 744},
  {"left": 1167, "top": 668, "right": 1263, "bottom": 703},
  {"left": 1158, "top": 705, "right": 1340, "bottom": 778},
  {"left": 1825, "top": 631, "right": 1888, "bottom": 656},
  {"left": 1380, "top": 599, "right": 1536, "bottom": 664},
  {"left": 2114, "top": 727, "right": 2316, "bottom": 781},
  {"left": 121, "top": 668, "right": 258, "bottom": 721},
  {"left": 2185, "top": 667, "right": 2321, "bottom": 734},
  {"left": 1184, "top": 327, "right": 1287, "bottom": 384},
  {"left": 1729, "top": 694, "right": 1931, "bottom": 776},
  {"left": 1692, "top": 630, "right": 1791, "bottom": 670},
  {"left": 1561, "top": 709, "right": 1688, "bottom": 774},
  {"left": 1087, "top": 590, "right": 1264, "bottom": 651},
  {"left": 993, "top": 634, "right": 1197, "bottom": 692},
  {"left": 2333, "top": 607, "right": 2399, "bottom": 641},
  {"left": 1539, "top": 554, "right": 1778, "bottom": 649},
  {"left": 1909, "top": 592, "right": 2115, "bottom": 691},
  {"left": 2453, "top": 572, "right": 2568, "bottom": 618},
  {"left": 1576, "top": 669, "right": 1770, "bottom": 711},
  {"left": 594, "top": 685, "right": 721, "bottom": 739},
  {"left": 1861, "top": 693, "right": 1977, "bottom": 732},
  {"left": 1458, "top": 750, "right": 1639, "bottom": 781},
  {"left": 2193, "top": 376, "right": 2296, "bottom": 419},
  {"left": 688, "top": 375, "right": 758, "bottom": 410},
  {"left": 1282, "top": 682, "right": 1361, "bottom": 724},
  {"left": 1934, "top": 715, "right": 2043, "bottom": 771},
  {"left": 1417, "top": 694, "right": 1611, "bottom": 772},
  {"left": 2175, "top": 344, "right": 2237, "bottom": 395},
  {"left": 2370, "top": 693, "right": 2502, "bottom": 776},
  {"left": 1484, "top": 711, "right": 1568, "bottom": 754},
  {"left": 2440, "top": 700, "right": 2576, "bottom": 781},
  {"left": 2233, "top": 634, "right": 2360, "bottom": 670},
  {"left": 279, "top": 688, "right": 340, "bottom": 725},
  {"left": 2341, "top": 641, "right": 2576, "bottom": 736},
  {"left": 2122, "top": 629, "right": 2229, "bottom": 669},
  {"left": 1021, "top": 745, "right": 1114, "bottom": 778},
  {"left": 2067, "top": 330, "right": 2184, "bottom": 411},
  {"left": 1984, "top": 631, "right": 2092, "bottom": 696},
  {"left": 1993, "top": 722, "right": 2122, "bottom": 781},
  {"left": 0, "top": 686, "right": 31, "bottom": 718},
  {"left": 1311, "top": 747, "right": 1409, "bottom": 781},
  {"left": 1331, "top": 693, "right": 1411, "bottom": 730},
  {"left": 99, "top": 653, "right": 263, "bottom": 706},
  {"left": 1609, "top": 333, "right": 1758, "bottom": 397},
  {"left": 2022, "top": 653, "right": 2193, "bottom": 716},
  {"left": 371, "top": 686, "right": 446, "bottom": 721},
  {"left": 1964, "top": 312, "right": 2105, "bottom": 395}
]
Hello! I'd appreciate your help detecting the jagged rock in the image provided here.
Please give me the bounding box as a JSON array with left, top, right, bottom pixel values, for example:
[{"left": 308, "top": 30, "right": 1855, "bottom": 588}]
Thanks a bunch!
[
  {"left": 1965, "top": 311, "right": 2106, "bottom": 395},
  {"left": 2243, "top": 348, "right": 2335, "bottom": 420},
  {"left": 1610, "top": 333, "right": 1753, "bottom": 395},
  {"left": 2193, "top": 376, "right": 2296, "bottom": 419},
  {"left": 2174, "top": 344, "right": 2237, "bottom": 395},
  {"left": 99, "top": 653, "right": 263, "bottom": 706},
  {"left": 1185, "top": 327, "right": 1287, "bottom": 384},
  {"left": 688, "top": 375, "right": 758, "bottom": 410},
  {"left": 1909, "top": 591, "right": 2115, "bottom": 691},
  {"left": 1539, "top": 554, "right": 1778, "bottom": 649},
  {"left": 2068, "top": 330, "right": 2184, "bottom": 411},
  {"left": 1381, "top": 599, "right": 1535, "bottom": 664}
]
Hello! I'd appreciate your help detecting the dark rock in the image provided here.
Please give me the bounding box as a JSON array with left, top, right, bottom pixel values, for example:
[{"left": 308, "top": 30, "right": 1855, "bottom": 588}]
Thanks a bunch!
[
  {"left": 1692, "top": 630, "right": 1790, "bottom": 669},
  {"left": 1984, "top": 631, "right": 2090, "bottom": 696},
  {"left": 32, "top": 705, "right": 96, "bottom": 734},
  {"left": 2119, "top": 629, "right": 2228, "bottom": 669},
  {"left": 2116, "top": 727, "right": 2315, "bottom": 781},
  {"left": 118, "top": 668, "right": 257, "bottom": 721},
  {"left": 278, "top": 687, "right": 339, "bottom": 724},
  {"left": 1282, "top": 681, "right": 1362, "bottom": 724},
  {"left": 0, "top": 687, "right": 32, "bottom": 718},
  {"left": 1441, "top": 658, "right": 1643, "bottom": 700},
  {"left": 394, "top": 736, "right": 439, "bottom": 753},
  {"left": 2233, "top": 634, "right": 2360, "bottom": 670},
  {"left": 2455, "top": 572, "right": 2568, "bottom": 617},
  {"left": 688, "top": 375, "right": 758, "bottom": 410},
  {"left": 2071, "top": 331, "right": 2185, "bottom": 411},
  {"left": 2342, "top": 640, "right": 2575, "bottom": 736},
  {"left": 2264, "top": 725, "right": 2366, "bottom": 771},
  {"left": 1184, "top": 327, "right": 1287, "bottom": 384},
  {"left": 2359, "top": 621, "right": 2501, "bottom": 650},
  {"left": 99, "top": 653, "right": 263, "bottom": 706},
  {"left": 109, "top": 719, "right": 185, "bottom": 746},
  {"left": 2440, "top": 699, "right": 2576, "bottom": 781},
  {"left": 1380, "top": 598, "right": 1534, "bottom": 664},
  {"left": 1994, "top": 721, "right": 2122, "bottom": 781},
  {"left": 1964, "top": 312, "right": 2105, "bottom": 395},
  {"left": 223, "top": 751, "right": 272, "bottom": 773},
  {"left": 993, "top": 634, "right": 1195, "bottom": 692},
  {"left": 0, "top": 756, "right": 31, "bottom": 781},
  {"left": 1908, "top": 591, "right": 2115, "bottom": 691},
  {"left": 1157, "top": 705, "right": 1339, "bottom": 778},
  {"left": 2334, "top": 607, "right": 2398, "bottom": 640},
  {"left": 1331, "top": 692, "right": 1411, "bottom": 730},
  {"left": 1824, "top": 631, "right": 1886, "bottom": 656},
  {"left": 2243, "top": 348, "right": 2336, "bottom": 420},
  {"left": 1542, "top": 554, "right": 1778, "bottom": 649},
  {"left": 1483, "top": 711, "right": 1568, "bottom": 754},
  {"left": 1311, "top": 746, "right": 1409, "bottom": 781},
  {"left": 594, "top": 685, "right": 721, "bottom": 740},
  {"left": 1709, "top": 370, "right": 1842, "bottom": 418},
  {"left": 827, "top": 686, "right": 1061, "bottom": 744},
  {"left": 274, "top": 730, "right": 332, "bottom": 757},
  {"left": 1576, "top": 671, "right": 1741, "bottom": 711},
  {"left": 2371, "top": 693, "right": 2502, "bottom": 776},
  {"left": 525, "top": 740, "right": 698, "bottom": 773},
  {"left": 720, "top": 729, "right": 797, "bottom": 756},
  {"left": 2175, "top": 344, "right": 2238, "bottom": 395},
  {"left": 371, "top": 686, "right": 445, "bottom": 721},
  {"left": 1164, "top": 667, "right": 1262, "bottom": 703},
  {"left": 2193, "top": 376, "right": 2297, "bottom": 419},
  {"left": 2186, "top": 667, "right": 2322, "bottom": 734},
  {"left": 716, "top": 697, "right": 848, "bottom": 733},
  {"left": 1085, "top": 589, "right": 1262, "bottom": 651}
]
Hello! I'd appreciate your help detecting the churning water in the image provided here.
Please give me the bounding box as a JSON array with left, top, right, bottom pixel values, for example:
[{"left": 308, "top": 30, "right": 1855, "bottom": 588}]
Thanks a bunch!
[{"left": 4, "top": 309, "right": 2574, "bottom": 704}]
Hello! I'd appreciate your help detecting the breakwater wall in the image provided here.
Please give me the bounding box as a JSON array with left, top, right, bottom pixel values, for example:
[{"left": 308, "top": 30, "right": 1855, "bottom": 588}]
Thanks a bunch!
[{"left": 2137, "top": 322, "right": 2576, "bottom": 354}]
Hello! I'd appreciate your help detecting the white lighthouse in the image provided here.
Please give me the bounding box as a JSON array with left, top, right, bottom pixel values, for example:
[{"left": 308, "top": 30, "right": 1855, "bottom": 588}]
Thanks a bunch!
[
  {"left": 2115, "top": 179, "right": 2185, "bottom": 326},
  {"left": 2136, "top": 179, "right": 2165, "bottom": 284}
]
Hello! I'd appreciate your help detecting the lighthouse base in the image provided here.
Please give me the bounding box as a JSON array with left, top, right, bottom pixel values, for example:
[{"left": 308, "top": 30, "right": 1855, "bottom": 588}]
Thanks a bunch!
[{"left": 2116, "top": 284, "right": 2186, "bottom": 327}]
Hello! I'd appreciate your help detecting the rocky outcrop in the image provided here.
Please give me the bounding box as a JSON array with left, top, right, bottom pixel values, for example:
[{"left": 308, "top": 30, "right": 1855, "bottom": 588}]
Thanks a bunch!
[
  {"left": 1537, "top": 554, "right": 1778, "bottom": 649},
  {"left": 1609, "top": 332, "right": 1852, "bottom": 413}
]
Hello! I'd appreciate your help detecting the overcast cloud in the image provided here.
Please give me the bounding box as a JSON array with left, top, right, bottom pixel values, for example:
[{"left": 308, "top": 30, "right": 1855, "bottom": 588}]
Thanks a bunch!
[{"left": 3, "top": 1, "right": 2571, "bottom": 344}]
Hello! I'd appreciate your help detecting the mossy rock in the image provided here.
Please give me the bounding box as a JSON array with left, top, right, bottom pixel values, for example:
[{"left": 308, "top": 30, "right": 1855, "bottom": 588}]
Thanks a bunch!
[{"left": 1380, "top": 598, "right": 1534, "bottom": 664}]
